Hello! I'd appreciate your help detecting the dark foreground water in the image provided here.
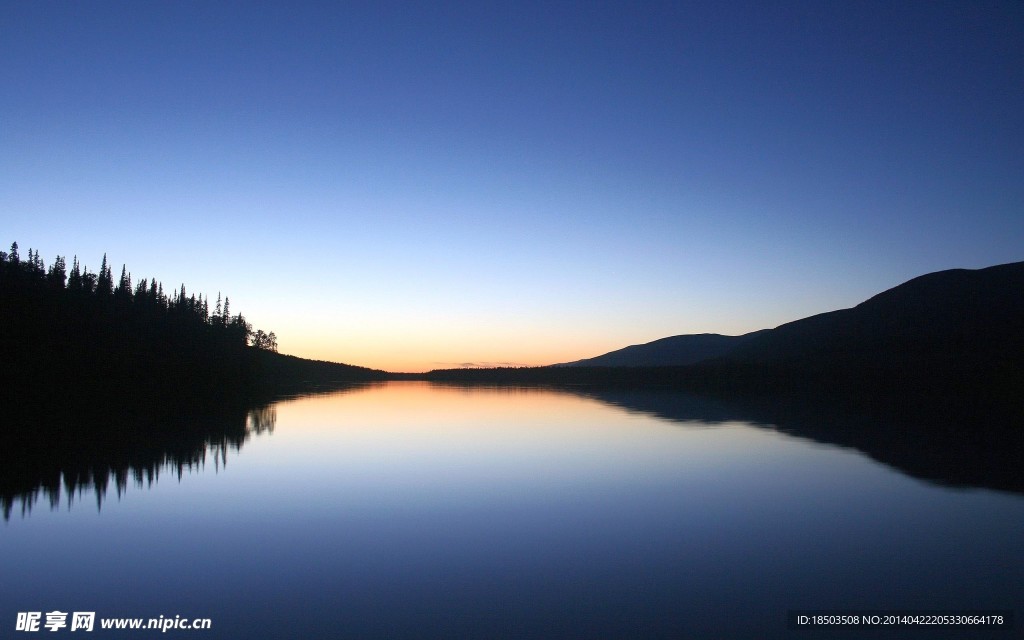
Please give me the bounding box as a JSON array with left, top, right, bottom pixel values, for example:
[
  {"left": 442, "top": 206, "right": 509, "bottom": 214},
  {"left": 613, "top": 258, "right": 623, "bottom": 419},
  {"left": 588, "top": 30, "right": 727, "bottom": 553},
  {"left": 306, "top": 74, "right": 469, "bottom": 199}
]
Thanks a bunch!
[{"left": 2, "top": 382, "right": 1021, "bottom": 638}]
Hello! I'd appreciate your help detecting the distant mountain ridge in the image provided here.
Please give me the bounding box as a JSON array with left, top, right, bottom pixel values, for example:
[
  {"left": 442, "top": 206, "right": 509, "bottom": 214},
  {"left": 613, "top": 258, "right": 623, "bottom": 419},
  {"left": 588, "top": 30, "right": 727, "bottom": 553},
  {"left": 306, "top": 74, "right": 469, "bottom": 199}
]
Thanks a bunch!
[
  {"left": 559, "top": 261, "right": 1024, "bottom": 372},
  {"left": 730, "top": 261, "right": 1024, "bottom": 370},
  {"left": 557, "top": 331, "right": 768, "bottom": 367}
]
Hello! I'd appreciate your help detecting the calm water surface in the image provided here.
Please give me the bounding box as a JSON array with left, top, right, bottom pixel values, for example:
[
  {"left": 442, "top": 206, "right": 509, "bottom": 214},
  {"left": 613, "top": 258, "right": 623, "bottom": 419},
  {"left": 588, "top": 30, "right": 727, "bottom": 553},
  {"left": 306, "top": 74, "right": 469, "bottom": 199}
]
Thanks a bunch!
[{"left": 3, "top": 382, "right": 1021, "bottom": 638}]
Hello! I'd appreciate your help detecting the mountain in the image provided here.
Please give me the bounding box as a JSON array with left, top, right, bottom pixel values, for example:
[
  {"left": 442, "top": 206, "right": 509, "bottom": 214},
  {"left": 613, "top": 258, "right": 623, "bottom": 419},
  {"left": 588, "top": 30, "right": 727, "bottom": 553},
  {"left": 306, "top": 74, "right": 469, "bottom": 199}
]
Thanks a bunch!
[
  {"left": 556, "top": 261, "right": 1024, "bottom": 388},
  {"left": 729, "top": 261, "right": 1024, "bottom": 372},
  {"left": 557, "top": 331, "right": 768, "bottom": 367},
  {"left": 429, "top": 260, "right": 1024, "bottom": 429}
]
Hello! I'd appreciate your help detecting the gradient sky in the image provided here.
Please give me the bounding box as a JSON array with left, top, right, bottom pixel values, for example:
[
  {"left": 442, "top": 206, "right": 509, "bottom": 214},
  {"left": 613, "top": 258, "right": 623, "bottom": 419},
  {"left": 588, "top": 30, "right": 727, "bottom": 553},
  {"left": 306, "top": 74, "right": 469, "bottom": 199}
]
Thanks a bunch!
[{"left": 3, "top": 1, "right": 1022, "bottom": 372}]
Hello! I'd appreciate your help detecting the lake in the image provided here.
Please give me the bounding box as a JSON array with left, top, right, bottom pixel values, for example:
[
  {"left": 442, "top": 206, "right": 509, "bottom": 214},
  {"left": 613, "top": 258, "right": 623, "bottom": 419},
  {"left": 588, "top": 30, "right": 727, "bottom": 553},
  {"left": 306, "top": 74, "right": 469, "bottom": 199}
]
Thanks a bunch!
[{"left": 3, "top": 381, "right": 1021, "bottom": 638}]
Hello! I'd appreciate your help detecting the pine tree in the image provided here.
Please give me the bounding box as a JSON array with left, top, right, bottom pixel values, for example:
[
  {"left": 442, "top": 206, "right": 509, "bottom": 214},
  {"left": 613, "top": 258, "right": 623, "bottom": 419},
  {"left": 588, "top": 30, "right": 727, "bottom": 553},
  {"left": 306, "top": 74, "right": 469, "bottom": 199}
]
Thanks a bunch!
[
  {"left": 81, "top": 266, "right": 97, "bottom": 293},
  {"left": 68, "top": 256, "right": 82, "bottom": 292},
  {"left": 115, "top": 265, "right": 132, "bottom": 304},
  {"left": 96, "top": 254, "right": 113, "bottom": 297},
  {"left": 47, "top": 255, "right": 67, "bottom": 289}
]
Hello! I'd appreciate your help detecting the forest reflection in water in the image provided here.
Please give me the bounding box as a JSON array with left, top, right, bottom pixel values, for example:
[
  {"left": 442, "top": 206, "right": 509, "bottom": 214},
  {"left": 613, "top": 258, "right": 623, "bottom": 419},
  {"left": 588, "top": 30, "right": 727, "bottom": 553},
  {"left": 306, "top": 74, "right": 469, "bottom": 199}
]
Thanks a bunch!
[
  {"left": 1, "top": 402, "right": 278, "bottom": 521},
  {"left": 3, "top": 380, "right": 1022, "bottom": 522}
]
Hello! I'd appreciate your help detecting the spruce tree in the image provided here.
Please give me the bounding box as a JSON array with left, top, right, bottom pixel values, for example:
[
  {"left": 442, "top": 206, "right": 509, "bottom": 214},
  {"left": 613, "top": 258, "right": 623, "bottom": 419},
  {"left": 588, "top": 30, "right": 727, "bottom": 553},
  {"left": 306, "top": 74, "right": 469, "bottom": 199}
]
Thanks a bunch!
[
  {"left": 96, "top": 254, "right": 113, "bottom": 298},
  {"left": 115, "top": 265, "right": 132, "bottom": 304},
  {"left": 47, "top": 256, "right": 67, "bottom": 289},
  {"left": 68, "top": 257, "right": 82, "bottom": 292}
]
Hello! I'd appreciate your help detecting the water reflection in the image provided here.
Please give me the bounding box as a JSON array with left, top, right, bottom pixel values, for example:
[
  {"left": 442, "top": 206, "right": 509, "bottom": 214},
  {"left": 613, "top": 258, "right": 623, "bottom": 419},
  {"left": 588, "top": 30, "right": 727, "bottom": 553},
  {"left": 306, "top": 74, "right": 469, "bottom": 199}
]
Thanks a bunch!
[
  {"left": 571, "top": 386, "right": 1024, "bottom": 495},
  {"left": 4, "top": 381, "right": 1021, "bottom": 523},
  {"left": 1, "top": 404, "right": 276, "bottom": 520},
  {"left": 2, "top": 382, "right": 1020, "bottom": 639}
]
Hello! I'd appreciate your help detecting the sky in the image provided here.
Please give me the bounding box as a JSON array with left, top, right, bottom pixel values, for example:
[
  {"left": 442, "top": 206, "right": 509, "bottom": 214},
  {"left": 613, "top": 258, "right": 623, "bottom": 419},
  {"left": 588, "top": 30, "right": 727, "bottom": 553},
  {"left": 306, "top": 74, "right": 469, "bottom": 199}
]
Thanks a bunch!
[{"left": 3, "top": 0, "right": 1022, "bottom": 372}]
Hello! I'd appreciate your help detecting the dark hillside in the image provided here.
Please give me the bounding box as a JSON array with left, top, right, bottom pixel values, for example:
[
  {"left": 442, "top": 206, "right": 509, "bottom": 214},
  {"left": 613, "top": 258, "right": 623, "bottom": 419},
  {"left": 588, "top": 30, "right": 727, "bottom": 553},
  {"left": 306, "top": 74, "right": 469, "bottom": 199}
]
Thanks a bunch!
[
  {"left": 558, "top": 331, "right": 767, "bottom": 367},
  {"left": 431, "top": 261, "right": 1024, "bottom": 415},
  {"left": 253, "top": 350, "right": 390, "bottom": 392},
  {"left": 727, "top": 262, "right": 1024, "bottom": 395}
]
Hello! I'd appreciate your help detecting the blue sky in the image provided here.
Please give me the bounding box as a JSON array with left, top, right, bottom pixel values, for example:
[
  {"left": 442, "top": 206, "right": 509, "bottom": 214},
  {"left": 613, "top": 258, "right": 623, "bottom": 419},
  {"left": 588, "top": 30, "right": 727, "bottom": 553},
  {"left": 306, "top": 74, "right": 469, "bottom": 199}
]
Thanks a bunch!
[{"left": 3, "top": 1, "right": 1022, "bottom": 371}]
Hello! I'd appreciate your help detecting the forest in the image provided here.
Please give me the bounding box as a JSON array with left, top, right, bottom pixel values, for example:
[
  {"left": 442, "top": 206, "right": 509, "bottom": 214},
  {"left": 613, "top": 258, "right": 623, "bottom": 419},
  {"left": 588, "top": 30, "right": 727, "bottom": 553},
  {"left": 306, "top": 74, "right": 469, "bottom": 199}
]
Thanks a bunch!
[
  {"left": 0, "top": 241, "right": 278, "bottom": 408},
  {"left": 1, "top": 241, "right": 385, "bottom": 518}
]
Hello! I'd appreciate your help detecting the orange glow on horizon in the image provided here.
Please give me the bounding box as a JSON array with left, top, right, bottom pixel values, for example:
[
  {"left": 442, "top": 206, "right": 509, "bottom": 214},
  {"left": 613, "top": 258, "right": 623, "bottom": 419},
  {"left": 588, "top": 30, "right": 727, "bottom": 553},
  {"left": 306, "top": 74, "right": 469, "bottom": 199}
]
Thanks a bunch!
[
  {"left": 262, "top": 305, "right": 774, "bottom": 375},
  {"left": 279, "top": 339, "right": 614, "bottom": 374},
  {"left": 284, "top": 350, "right": 561, "bottom": 374}
]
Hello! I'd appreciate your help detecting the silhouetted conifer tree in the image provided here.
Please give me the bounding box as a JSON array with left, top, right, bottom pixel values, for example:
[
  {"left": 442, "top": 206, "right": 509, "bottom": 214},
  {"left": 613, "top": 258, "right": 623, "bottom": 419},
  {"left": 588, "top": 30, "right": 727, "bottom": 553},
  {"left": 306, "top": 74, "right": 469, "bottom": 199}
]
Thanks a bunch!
[
  {"left": 68, "top": 257, "right": 82, "bottom": 293},
  {"left": 47, "top": 256, "right": 66, "bottom": 290},
  {"left": 114, "top": 265, "right": 133, "bottom": 306},
  {"left": 81, "top": 267, "right": 97, "bottom": 294},
  {"left": 96, "top": 254, "right": 113, "bottom": 298}
]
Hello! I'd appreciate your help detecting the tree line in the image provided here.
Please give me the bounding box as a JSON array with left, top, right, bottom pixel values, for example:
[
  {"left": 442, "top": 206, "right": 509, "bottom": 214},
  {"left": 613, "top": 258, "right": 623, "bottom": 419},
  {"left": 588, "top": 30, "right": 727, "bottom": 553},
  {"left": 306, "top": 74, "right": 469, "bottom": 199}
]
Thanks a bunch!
[{"left": 1, "top": 241, "right": 277, "bottom": 404}]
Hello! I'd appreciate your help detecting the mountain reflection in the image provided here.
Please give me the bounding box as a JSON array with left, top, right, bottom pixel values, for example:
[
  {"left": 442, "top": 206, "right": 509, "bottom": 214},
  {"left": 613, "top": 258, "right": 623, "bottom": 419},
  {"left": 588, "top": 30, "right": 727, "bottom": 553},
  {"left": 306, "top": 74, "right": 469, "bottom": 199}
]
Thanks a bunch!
[
  {"left": 4, "top": 382, "right": 1020, "bottom": 522},
  {"left": 378, "top": 381, "right": 1022, "bottom": 495},
  {"left": 568, "top": 386, "right": 1024, "bottom": 495},
  {"left": 1, "top": 404, "right": 276, "bottom": 521}
]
